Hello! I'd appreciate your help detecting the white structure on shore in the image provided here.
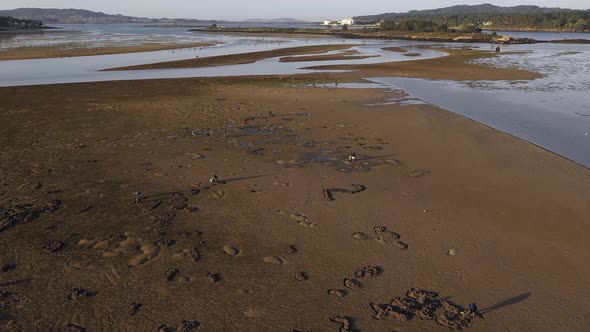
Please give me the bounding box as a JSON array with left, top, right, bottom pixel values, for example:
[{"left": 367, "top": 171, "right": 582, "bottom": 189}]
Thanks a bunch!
[
  {"left": 340, "top": 18, "right": 355, "bottom": 25},
  {"left": 322, "top": 18, "right": 355, "bottom": 26}
]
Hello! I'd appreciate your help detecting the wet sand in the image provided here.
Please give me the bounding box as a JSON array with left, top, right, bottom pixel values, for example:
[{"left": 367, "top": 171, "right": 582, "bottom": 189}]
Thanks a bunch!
[
  {"left": 384, "top": 47, "right": 408, "bottom": 53},
  {"left": 307, "top": 48, "right": 543, "bottom": 81},
  {"left": 1, "top": 48, "right": 589, "bottom": 331},
  {"left": 104, "top": 46, "right": 541, "bottom": 81},
  {"left": 103, "top": 44, "right": 361, "bottom": 71},
  {"left": 0, "top": 42, "right": 213, "bottom": 61},
  {"left": 279, "top": 50, "right": 379, "bottom": 63}
]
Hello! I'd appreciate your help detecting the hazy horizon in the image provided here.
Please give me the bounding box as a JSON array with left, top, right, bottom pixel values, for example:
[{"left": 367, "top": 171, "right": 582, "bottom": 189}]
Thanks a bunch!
[{"left": 1, "top": 1, "right": 589, "bottom": 21}]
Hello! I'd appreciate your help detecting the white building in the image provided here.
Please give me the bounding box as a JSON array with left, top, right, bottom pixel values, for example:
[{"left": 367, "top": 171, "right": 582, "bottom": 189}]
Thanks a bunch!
[
  {"left": 323, "top": 19, "right": 333, "bottom": 26},
  {"left": 340, "top": 18, "right": 355, "bottom": 25}
]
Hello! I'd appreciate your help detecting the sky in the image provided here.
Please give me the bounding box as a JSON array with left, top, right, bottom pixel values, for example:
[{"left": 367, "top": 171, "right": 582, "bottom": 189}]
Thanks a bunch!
[{"left": 1, "top": 0, "right": 589, "bottom": 21}]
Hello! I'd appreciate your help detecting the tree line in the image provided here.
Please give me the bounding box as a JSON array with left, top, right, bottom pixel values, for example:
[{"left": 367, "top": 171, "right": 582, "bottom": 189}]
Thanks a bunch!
[
  {"left": 377, "top": 11, "right": 590, "bottom": 32},
  {"left": 0, "top": 16, "right": 43, "bottom": 28}
]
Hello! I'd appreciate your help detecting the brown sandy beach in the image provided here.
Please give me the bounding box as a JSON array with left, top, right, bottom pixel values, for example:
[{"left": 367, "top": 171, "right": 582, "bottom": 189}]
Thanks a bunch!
[
  {"left": 1, "top": 47, "right": 589, "bottom": 331},
  {"left": 0, "top": 42, "right": 213, "bottom": 61}
]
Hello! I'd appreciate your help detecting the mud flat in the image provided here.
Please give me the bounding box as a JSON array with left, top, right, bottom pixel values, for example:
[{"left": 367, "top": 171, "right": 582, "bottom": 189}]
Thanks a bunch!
[
  {"left": 279, "top": 50, "right": 379, "bottom": 63},
  {"left": 0, "top": 42, "right": 213, "bottom": 61},
  {"left": 104, "top": 44, "right": 361, "bottom": 71},
  {"left": 0, "top": 46, "right": 589, "bottom": 331},
  {"left": 308, "top": 48, "right": 543, "bottom": 81}
]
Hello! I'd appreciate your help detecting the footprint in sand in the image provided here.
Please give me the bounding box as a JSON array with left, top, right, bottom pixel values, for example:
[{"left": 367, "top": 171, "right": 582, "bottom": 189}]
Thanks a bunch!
[
  {"left": 373, "top": 226, "right": 408, "bottom": 250},
  {"left": 129, "top": 243, "right": 161, "bottom": 267},
  {"left": 223, "top": 245, "right": 241, "bottom": 256},
  {"left": 289, "top": 214, "right": 316, "bottom": 227},
  {"left": 100, "top": 264, "right": 122, "bottom": 285},
  {"left": 172, "top": 249, "right": 191, "bottom": 261},
  {"left": 236, "top": 288, "right": 252, "bottom": 296},
  {"left": 352, "top": 232, "right": 370, "bottom": 240},
  {"left": 328, "top": 289, "right": 347, "bottom": 298},
  {"left": 407, "top": 170, "right": 431, "bottom": 178},
  {"left": 286, "top": 245, "right": 299, "bottom": 255},
  {"left": 92, "top": 239, "right": 111, "bottom": 250},
  {"left": 343, "top": 278, "right": 362, "bottom": 289},
  {"left": 354, "top": 266, "right": 383, "bottom": 278},
  {"left": 205, "top": 272, "right": 222, "bottom": 283},
  {"left": 263, "top": 256, "right": 285, "bottom": 265},
  {"left": 166, "top": 268, "right": 180, "bottom": 281},
  {"left": 212, "top": 190, "right": 225, "bottom": 200},
  {"left": 128, "top": 303, "right": 142, "bottom": 317},
  {"left": 384, "top": 159, "right": 402, "bottom": 166},
  {"left": 295, "top": 272, "right": 310, "bottom": 281},
  {"left": 243, "top": 308, "right": 264, "bottom": 318},
  {"left": 273, "top": 182, "right": 290, "bottom": 187},
  {"left": 330, "top": 316, "right": 353, "bottom": 332},
  {"left": 79, "top": 234, "right": 165, "bottom": 262},
  {"left": 44, "top": 240, "right": 65, "bottom": 253}
]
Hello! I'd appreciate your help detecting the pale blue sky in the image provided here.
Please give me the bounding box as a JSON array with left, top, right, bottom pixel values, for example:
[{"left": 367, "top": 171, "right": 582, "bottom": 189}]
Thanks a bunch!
[{"left": 1, "top": 1, "right": 588, "bottom": 21}]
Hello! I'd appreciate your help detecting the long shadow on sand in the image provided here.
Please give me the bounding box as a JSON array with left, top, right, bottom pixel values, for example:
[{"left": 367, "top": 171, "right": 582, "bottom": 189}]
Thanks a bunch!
[
  {"left": 224, "top": 175, "right": 265, "bottom": 183},
  {"left": 480, "top": 292, "right": 532, "bottom": 314},
  {"left": 359, "top": 154, "right": 398, "bottom": 161},
  {"left": 0, "top": 278, "right": 32, "bottom": 287}
]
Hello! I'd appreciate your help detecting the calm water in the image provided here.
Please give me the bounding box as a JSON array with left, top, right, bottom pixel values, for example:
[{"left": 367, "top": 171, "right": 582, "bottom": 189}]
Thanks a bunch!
[
  {"left": 0, "top": 24, "right": 445, "bottom": 86},
  {"left": 0, "top": 24, "right": 589, "bottom": 167},
  {"left": 488, "top": 30, "right": 590, "bottom": 41}
]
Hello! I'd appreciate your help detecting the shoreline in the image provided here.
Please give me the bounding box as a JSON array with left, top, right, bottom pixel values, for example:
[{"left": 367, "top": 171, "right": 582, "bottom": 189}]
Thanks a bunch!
[
  {"left": 196, "top": 27, "right": 539, "bottom": 44},
  {"left": 1, "top": 73, "right": 588, "bottom": 331},
  {"left": 0, "top": 26, "right": 59, "bottom": 32},
  {"left": 197, "top": 27, "right": 590, "bottom": 45},
  {"left": 0, "top": 42, "right": 214, "bottom": 61},
  {"left": 483, "top": 27, "right": 590, "bottom": 33}
]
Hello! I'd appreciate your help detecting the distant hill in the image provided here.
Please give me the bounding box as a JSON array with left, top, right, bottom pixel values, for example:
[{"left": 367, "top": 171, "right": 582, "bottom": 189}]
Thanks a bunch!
[
  {"left": 0, "top": 8, "right": 159, "bottom": 24},
  {"left": 0, "top": 8, "right": 309, "bottom": 25},
  {"left": 355, "top": 4, "right": 590, "bottom": 32},
  {"left": 0, "top": 8, "right": 222, "bottom": 24},
  {"left": 354, "top": 4, "right": 573, "bottom": 22},
  {"left": 243, "top": 18, "right": 308, "bottom": 23}
]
